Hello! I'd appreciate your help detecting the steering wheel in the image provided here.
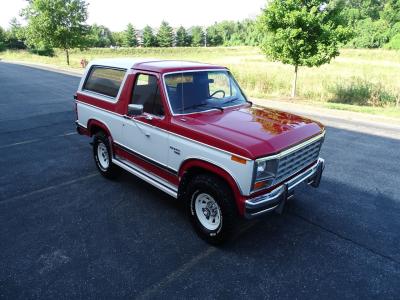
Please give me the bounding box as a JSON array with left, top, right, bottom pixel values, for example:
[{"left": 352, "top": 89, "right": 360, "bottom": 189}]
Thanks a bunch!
[{"left": 210, "top": 90, "right": 225, "bottom": 98}]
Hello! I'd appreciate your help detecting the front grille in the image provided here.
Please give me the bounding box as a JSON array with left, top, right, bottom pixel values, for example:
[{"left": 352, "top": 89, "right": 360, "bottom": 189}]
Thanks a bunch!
[{"left": 274, "top": 137, "right": 323, "bottom": 184}]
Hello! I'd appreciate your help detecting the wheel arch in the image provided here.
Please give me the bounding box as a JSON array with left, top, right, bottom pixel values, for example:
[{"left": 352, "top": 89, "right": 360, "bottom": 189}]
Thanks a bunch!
[
  {"left": 87, "top": 119, "right": 112, "bottom": 137},
  {"left": 178, "top": 158, "right": 244, "bottom": 215}
]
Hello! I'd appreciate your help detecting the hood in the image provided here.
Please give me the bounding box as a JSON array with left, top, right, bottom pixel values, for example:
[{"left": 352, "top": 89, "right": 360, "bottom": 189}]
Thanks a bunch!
[{"left": 171, "top": 105, "right": 324, "bottom": 159}]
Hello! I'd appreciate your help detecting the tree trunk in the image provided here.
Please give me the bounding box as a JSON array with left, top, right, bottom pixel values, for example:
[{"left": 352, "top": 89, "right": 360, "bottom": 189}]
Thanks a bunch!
[
  {"left": 65, "top": 49, "right": 70, "bottom": 65},
  {"left": 291, "top": 65, "right": 298, "bottom": 98}
]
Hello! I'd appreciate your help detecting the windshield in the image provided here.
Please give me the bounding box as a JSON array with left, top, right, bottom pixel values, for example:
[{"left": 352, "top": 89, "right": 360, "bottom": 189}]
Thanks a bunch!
[{"left": 164, "top": 70, "right": 247, "bottom": 114}]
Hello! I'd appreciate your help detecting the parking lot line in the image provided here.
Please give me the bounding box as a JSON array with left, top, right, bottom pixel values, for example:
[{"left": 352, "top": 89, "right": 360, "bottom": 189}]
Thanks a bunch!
[
  {"left": 136, "top": 222, "right": 256, "bottom": 299},
  {"left": 0, "top": 132, "right": 77, "bottom": 149},
  {"left": 0, "top": 172, "right": 98, "bottom": 205}
]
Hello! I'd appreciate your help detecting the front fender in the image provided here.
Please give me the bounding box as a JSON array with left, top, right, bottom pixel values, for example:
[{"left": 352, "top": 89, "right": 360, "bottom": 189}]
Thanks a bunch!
[{"left": 178, "top": 158, "right": 246, "bottom": 215}]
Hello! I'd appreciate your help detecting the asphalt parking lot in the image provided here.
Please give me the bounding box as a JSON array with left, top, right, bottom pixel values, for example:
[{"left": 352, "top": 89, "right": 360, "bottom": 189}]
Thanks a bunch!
[{"left": 0, "top": 62, "right": 399, "bottom": 299}]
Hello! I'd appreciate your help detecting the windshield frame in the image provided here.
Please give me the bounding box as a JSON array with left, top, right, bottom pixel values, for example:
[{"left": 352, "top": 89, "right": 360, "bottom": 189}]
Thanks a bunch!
[{"left": 161, "top": 69, "right": 248, "bottom": 116}]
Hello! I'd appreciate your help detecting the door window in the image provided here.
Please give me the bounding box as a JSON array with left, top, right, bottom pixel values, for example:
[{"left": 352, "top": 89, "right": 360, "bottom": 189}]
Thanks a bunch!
[{"left": 131, "top": 74, "right": 164, "bottom": 116}]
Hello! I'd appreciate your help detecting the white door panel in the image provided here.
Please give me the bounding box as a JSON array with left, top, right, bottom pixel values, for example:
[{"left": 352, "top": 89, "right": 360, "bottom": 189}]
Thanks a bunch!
[{"left": 120, "top": 117, "right": 169, "bottom": 167}]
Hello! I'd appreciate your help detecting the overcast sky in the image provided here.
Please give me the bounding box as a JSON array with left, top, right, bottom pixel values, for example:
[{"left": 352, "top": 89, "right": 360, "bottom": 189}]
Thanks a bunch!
[{"left": 0, "top": 0, "right": 266, "bottom": 31}]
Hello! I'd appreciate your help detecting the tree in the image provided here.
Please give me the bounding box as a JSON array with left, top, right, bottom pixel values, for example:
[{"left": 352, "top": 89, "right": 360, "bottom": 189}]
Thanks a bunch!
[
  {"left": 349, "top": 18, "right": 390, "bottom": 48},
  {"left": 142, "top": 25, "right": 157, "bottom": 47},
  {"left": 111, "top": 31, "right": 124, "bottom": 47},
  {"left": 206, "top": 25, "right": 223, "bottom": 46},
  {"left": 243, "top": 19, "right": 263, "bottom": 46},
  {"left": 21, "top": 0, "right": 88, "bottom": 65},
  {"left": 0, "top": 27, "right": 6, "bottom": 51},
  {"left": 382, "top": 0, "right": 400, "bottom": 26},
  {"left": 259, "top": 0, "right": 351, "bottom": 97},
  {"left": 123, "top": 23, "right": 138, "bottom": 47},
  {"left": 175, "top": 26, "right": 191, "bottom": 46},
  {"left": 87, "top": 24, "right": 113, "bottom": 47},
  {"left": 6, "top": 18, "right": 26, "bottom": 49},
  {"left": 156, "top": 21, "right": 174, "bottom": 47},
  {"left": 215, "top": 21, "right": 236, "bottom": 45},
  {"left": 191, "top": 26, "right": 204, "bottom": 47}
]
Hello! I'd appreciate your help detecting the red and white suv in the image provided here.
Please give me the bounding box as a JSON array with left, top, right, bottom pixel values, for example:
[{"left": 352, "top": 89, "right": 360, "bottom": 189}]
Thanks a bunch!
[{"left": 75, "top": 58, "right": 325, "bottom": 244}]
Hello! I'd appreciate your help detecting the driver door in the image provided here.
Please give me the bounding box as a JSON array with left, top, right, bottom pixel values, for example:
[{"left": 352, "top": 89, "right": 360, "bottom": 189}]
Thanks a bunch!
[{"left": 120, "top": 73, "right": 169, "bottom": 169}]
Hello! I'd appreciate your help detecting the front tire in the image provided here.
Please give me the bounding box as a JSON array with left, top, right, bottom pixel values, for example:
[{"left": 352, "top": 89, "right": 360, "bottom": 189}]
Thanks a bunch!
[
  {"left": 186, "top": 174, "right": 237, "bottom": 245},
  {"left": 93, "top": 132, "right": 119, "bottom": 179}
]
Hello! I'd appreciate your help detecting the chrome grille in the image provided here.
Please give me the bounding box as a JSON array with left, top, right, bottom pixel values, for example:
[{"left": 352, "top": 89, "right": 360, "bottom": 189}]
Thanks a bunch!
[{"left": 274, "top": 137, "right": 323, "bottom": 184}]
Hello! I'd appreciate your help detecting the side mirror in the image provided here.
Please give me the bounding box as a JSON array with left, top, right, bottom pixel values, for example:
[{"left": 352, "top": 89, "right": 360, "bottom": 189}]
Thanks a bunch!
[{"left": 127, "top": 104, "right": 143, "bottom": 116}]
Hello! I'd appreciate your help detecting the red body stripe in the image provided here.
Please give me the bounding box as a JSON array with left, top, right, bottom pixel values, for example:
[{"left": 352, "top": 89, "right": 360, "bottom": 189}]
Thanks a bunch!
[{"left": 114, "top": 144, "right": 179, "bottom": 187}]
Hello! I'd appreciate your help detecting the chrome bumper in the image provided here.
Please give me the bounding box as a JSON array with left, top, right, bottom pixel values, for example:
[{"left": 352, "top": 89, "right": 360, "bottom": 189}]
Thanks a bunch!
[{"left": 244, "top": 158, "right": 325, "bottom": 219}]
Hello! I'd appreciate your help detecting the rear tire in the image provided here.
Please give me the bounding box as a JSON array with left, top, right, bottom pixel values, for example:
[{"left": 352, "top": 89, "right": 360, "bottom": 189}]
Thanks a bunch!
[
  {"left": 186, "top": 174, "right": 238, "bottom": 245},
  {"left": 93, "top": 132, "right": 119, "bottom": 179}
]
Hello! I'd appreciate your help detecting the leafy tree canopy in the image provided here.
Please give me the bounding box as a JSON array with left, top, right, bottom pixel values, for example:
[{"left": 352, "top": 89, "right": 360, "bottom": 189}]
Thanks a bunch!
[
  {"left": 381, "top": 0, "right": 400, "bottom": 25},
  {"left": 0, "top": 26, "right": 6, "bottom": 51},
  {"left": 111, "top": 31, "right": 124, "bottom": 47},
  {"left": 190, "top": 26, "right": 204, "bottom": 47},
  {"left": 21, "top": 0, "right": 88, "bottom": 64},
  {"left": 260, "top": 0, "right": 351, "bottom": 68},
  {"left": 349, "top": 18, "right": 390, "bottom": 48},
  {"left": 87, "top": 24, "right": 113, "bottom": 47},
  {"left": 206, "top": 25, "right": 223, "bottom": 46},
  {"left": 259, "top": 0, "right": 352, "bottom": 96}
]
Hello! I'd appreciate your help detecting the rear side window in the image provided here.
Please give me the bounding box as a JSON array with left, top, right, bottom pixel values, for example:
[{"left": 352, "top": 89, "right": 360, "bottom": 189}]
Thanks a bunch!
[{"left": 83, "top": 66, "right": 126, "bottom": 98}]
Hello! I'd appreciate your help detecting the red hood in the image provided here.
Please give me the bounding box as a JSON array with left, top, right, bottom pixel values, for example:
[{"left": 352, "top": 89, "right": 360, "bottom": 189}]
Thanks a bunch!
[{"left": 170, "top": 105, "right": 324, "bottom": 159}]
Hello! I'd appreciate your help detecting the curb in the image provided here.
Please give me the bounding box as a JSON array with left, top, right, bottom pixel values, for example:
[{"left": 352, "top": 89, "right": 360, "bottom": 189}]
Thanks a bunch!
[{"left": 0, "top": 60, "right": 83, "bottom": 77}]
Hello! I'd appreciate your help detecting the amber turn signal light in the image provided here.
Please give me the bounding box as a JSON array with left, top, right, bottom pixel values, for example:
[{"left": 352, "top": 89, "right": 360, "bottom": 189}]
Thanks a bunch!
[
  {"left": 231, "top": 155, "right": 247, "bottom": 164},
  {"left": 253, "top": 181, "right": 267, "bottom": 190}
]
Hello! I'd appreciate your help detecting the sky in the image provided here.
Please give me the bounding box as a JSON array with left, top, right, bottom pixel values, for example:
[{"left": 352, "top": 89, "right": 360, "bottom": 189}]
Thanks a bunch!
[{"left": 0, "top": 0, "right": 266, "bottom": 31}]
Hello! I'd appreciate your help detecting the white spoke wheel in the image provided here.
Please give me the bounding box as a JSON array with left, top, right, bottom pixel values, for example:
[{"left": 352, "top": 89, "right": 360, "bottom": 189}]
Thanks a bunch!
[
  {"left": 194, "top": 193, "right": 221, "bottom": 231},
  {"left": 186, "top": 174, "right": 238, "bottom": 245},
  {"left": 92, "top": 132, "right": 119, "bottom": 179},
  {"left": 96, "top": 142, "right": 109, "bottom": 170}
]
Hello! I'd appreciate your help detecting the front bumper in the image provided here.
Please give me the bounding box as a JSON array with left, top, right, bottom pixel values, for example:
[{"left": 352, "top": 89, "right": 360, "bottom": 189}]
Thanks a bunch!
[{"left": 244, "top": 158, "right": 325, "bottom": 219}]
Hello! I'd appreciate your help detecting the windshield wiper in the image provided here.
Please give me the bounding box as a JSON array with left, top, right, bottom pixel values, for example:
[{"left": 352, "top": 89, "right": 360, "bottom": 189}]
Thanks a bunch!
[
  {"left": 183, "top": 102, "right": 224, "bottom": 112},
  {"left": 221, "top": 97, "right": 240, "bottom": 106}
]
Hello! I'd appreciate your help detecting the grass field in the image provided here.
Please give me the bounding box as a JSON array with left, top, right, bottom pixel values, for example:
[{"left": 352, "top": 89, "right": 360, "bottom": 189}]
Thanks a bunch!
[{"left": 1, "top": 47, "right": 399, "bottom": 118}]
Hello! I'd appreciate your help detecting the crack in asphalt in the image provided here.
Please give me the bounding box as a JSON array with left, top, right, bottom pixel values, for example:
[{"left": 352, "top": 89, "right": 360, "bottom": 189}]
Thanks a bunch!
[{"left": 289, "top": 212, "right": 400, "bottom": 265}]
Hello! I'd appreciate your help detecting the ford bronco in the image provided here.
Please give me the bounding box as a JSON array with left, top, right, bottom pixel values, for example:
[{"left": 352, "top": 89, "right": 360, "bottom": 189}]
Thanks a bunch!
[{"left": 75, "top": 58, "right": 325, "bottom": 244}]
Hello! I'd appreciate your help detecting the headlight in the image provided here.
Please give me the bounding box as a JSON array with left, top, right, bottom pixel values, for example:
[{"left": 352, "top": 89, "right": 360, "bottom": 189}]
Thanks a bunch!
[{"left": 252, "top": 158, "right": 278, "bottom": 191}]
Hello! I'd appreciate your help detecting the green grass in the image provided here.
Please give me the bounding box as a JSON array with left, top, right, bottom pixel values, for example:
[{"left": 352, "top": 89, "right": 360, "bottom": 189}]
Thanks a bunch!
[
  {"left": 1, "top": 47, "right": 399, "bottom": 118},
  {"left": 323, "top": 102, "right": 400, "bottom": 118}
]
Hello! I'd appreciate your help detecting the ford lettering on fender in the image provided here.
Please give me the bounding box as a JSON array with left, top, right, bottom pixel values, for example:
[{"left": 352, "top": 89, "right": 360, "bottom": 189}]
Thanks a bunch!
[{"left": 75, "top": 59, "right": 325, "bottom": 244}]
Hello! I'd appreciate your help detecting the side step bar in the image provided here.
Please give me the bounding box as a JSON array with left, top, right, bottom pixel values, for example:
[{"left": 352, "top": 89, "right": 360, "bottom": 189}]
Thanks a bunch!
[{"left": 112, "top": 156, "right": 178, "bottom": 198}]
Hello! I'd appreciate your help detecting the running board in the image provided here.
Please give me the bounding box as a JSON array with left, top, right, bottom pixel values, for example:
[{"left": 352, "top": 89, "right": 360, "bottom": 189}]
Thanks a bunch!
[{"left": 112, "top": 156, "right": 178, "bottom": 198}]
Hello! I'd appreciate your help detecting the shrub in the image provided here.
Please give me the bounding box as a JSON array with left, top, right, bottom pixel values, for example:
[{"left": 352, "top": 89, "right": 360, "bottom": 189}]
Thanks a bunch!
[
  {"left": 28, "top": 47, "right": 54, "bottom": 56},
  {"left": 349, "top": 19, "right": 390, "bottom": 48},
  {"left": 384, "top": 33, "right": 400, "bottom": 49},
  {"left": 328, "top": 78, "right": 397, "bottom": 107}
]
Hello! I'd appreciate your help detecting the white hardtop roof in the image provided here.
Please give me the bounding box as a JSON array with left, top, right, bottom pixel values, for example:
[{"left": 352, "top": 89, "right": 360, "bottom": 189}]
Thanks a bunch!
[{"left": 88, "top": 58, "right": 158, "bottom": 69}]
